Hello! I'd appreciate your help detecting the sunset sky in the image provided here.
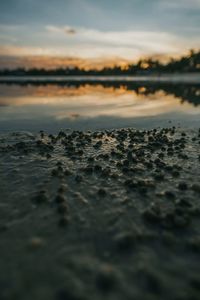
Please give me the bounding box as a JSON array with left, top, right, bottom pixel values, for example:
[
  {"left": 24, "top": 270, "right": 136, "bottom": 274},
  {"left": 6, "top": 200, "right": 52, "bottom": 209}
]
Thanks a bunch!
[{"left": 0, "top": 0, "right": 200, "bottom": 68}]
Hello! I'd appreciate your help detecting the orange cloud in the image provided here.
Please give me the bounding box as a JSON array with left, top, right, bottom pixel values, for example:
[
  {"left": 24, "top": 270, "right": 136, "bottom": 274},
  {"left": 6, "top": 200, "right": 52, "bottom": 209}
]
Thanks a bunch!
[{"left": 0, "top": 53, "right": 133, "bottom": 70}]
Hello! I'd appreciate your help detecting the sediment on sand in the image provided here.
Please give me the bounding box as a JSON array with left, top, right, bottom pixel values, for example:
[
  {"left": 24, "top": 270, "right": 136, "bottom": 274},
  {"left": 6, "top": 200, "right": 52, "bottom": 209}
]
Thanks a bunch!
[{"left": 0, "top": 127, "right": 200, "bottom": 300}]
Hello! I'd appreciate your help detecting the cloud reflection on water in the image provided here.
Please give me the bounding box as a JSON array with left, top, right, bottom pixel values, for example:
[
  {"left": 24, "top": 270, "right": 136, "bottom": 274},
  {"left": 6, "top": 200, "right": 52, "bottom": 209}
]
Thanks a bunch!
[{"left": 0, "top": 83, "right": 199, "bottom": 132}]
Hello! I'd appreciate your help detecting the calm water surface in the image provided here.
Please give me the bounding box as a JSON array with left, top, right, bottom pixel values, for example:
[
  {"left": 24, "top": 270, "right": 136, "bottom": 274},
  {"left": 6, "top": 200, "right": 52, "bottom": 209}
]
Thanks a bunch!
[{"left": 0, "top": 81, "right": 199, "bottom": 132}]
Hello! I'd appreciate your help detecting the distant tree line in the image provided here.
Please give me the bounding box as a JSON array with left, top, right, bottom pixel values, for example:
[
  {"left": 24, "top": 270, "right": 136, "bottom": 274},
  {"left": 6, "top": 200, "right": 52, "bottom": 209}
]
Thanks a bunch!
[{"left": 0, "top": 50, "right": 200, "bottom": 76}]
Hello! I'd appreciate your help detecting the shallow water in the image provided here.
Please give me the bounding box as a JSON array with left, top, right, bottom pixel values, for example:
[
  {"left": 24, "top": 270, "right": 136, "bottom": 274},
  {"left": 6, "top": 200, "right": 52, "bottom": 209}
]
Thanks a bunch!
[{"left": 0, "top": 81, "right": 200, "bottom": 132}]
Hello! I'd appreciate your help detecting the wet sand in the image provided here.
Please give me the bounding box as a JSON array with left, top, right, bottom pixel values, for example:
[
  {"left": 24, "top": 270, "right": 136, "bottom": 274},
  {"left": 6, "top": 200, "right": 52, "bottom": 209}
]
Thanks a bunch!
[{"left": 0, "top": 127, "right": 200, "bottom": 300}]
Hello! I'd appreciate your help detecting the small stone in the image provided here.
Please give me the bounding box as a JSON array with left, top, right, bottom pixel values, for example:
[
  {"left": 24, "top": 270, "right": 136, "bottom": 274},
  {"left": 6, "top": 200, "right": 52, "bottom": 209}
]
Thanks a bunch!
[
  {"left": 84, "top": 166, "right": 93, "bottom": 173},
  {"left": 28, "top": 237, "right": 45, "bottom": 249},
  {"left": 175, "top": 198, "right": 192, "bottom": 208},
  {"left": 87, "top": 156, "right": 94, "bottom": 162},
  {"left": 189, "top": 277, "right": 200, "bottom": 290},
  {"left": 0, "top": 224, "right": 9, "bottom": 232},
  {"left": 154, "top": 173, "right": 164, "bottom": 181},
  {"left": 137, "top": 268, "right": 162, "bottom": 295},
  {"left": 94, "top": 165, "right": 102, "bottom": 172},
  {"left": 142, "top": 204, "right": 161, "bottom": 224},
  {"left": 51, "top": 168, "right": 59, "bottom": 176},
  {"left": 55, "top": 194, "right": 66, "bottom": 203},
  {"left": 187, "top": 237, "right": 200, "bottom": 252},
  {"left": 178, "top": 182, "right": 188, "bottom": 190},
  {"left": 64, "top": 169, "right": 72, "bottom": 176},
  {"left": 98, "top": 188, "right": 107, "bottom": 197},
  {"left": 56, "top": 289, "right": 82, "bottom": 300},
  {"left": 96, "top": 264, "right": 116, "bottom": 292},
  {"left": 33, "top": 190, "right": 48, "bottom": 204},
  {"left": 191, "top": 184, "right": 200, "bottom": 193},
  {"left": 58, "top": 184, "right": 67, "bottom": 193},
  {"left": 162, "top": 232, "right": 176, "bottom": 246},
  {"left": 57, "top": 203, "right": 69, "bottom": 214},
  {"left": 58, "top": 216, "right": 69, "bottom": 227},
  {"left": 172, "top": 170, "right": 180, "bottom": 177},
  {"left": 165, "top": 191, "right": 176, "bottom": 199},
  {"left": 75, "top": 175, "right": 83, "bottom": 183},
  {"left": 114, "top": 231, "right": 139, "bottom": 252},
  {"left": 173, "top": 214, "right": 190, "bottom": 228}
]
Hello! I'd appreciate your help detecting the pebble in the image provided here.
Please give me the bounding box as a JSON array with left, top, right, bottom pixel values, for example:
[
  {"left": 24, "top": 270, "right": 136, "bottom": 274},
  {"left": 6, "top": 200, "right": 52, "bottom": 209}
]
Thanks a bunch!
[
  {"left": 64, "top": 169, "right": 72, "bottom": 176},
  {"left": 57, "top": 203, "right": 69, "bottom": 214},
  {"left": 55, "top": 194, "right": 67, "bottom": 204},
  {"left": 28, "top": 237, "right": 45, "bottom": 249},
  {"left": 75, "top": 175, "right": 83, "bottom": 183},
  {"left": 114, "top": 230, "right": 140, "bottom": 252},
  {"left": 98, "top": 188, "right": 107, "bottom": 197},
  {"left": 96, "top": 264, "right": 116, "bottom": 292},
  {"left": 56, "top": 289, "right": 82, "bottom": 300},
  {"left": 191, "top": 184, "right": 200, "bottom": 193},
  {"left": 165, "top": 191, "right": 176, "bottom": 199},
  {"left": 33, "top": 190, "right": 49, "bottom": 203},
  {"left": 142, "top": 204, "right": 161, "bottom": 224},
  {"left": 58, "top": 216, "right": 69, "bottom": 227},
  {"left": 178, "top": 182, "right": 188, "bottom": 190}
]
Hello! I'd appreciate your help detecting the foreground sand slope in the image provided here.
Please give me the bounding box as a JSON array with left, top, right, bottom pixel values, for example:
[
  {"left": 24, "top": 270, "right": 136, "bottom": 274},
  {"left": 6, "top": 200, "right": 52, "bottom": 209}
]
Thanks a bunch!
[{"left": 0, "top": 127, "right": 200, "bottom": 300}]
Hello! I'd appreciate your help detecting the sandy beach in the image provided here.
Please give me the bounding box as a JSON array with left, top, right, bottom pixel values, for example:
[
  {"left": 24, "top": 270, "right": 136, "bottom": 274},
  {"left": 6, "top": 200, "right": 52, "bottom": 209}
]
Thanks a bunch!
[
  {"left": 1, "top": 0, "right": 200, "bottom": 298},
  {"left": 0, "top": 126, "right": 200, "bottom": 300}
]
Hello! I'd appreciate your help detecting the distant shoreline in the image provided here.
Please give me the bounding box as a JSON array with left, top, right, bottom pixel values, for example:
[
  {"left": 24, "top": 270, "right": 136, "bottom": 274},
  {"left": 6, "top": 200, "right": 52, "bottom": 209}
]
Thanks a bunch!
[{"left": 0, "top": 73, "right": 200, "bottom": 84}]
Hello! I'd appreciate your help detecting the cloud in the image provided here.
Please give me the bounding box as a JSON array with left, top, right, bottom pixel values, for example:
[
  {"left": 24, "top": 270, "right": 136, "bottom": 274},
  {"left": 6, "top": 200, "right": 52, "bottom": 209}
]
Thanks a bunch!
[
  {"left": 45, "top": 25, "right": 200, "bottom": 56},
  {"left": 159, "top": 0, "right": 200, "bottom": 10},
  {"left": 0, "top": 54, "right": 131, "bottom": 70},
  {"left": 0, "top": 45, "right": 56, "bottom": 56},
  {"left": 46, "top": 25, "right": 76, "bottom": 35},
  {"left": 0, "top": 34, "right": 17, "bottom": 43},
  {"left": 65, "top": 28, "right": 76, "bottom": 35},
  {"left": 1, "top": 23, "right": 200, "bottom": 63},
  {"left": 0, "top": 24, "right": 23, "bottom": 31}
]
